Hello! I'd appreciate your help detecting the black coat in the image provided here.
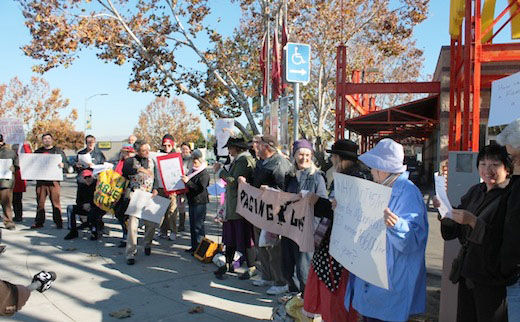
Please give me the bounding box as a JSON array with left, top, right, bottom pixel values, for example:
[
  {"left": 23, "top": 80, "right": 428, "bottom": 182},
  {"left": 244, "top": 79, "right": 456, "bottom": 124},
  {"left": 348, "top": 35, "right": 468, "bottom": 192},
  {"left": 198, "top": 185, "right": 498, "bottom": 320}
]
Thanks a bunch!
[
  {"left": 499, "top": 175, "right": 520, "bottom": 284},
  {"left": 185, "top": 169, "right": 210, "bottom": 205}
]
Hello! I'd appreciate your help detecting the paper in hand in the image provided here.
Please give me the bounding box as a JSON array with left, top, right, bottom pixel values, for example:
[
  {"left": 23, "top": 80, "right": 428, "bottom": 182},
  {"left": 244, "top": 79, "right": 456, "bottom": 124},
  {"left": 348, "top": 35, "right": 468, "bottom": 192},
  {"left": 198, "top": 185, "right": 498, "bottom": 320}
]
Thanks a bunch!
[{"left": 434, "top": 172, "right": 452, "bottom": 219}]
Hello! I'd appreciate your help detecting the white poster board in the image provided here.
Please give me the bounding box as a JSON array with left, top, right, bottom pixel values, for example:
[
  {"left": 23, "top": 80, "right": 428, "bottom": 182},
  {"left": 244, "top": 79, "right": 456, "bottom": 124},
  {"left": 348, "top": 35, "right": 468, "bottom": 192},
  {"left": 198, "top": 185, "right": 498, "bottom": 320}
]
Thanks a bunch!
[
  {"left": 434, "top": 172, "right": 453, "bottom": 219},
  {"left": 19, "top": 154, "right": 63, "bottom": 181},
  {"left": 329, "top": 173, "right": 392, "bottom": 289},
  {"left": 156, "top": 154, "right": 187, "bottom": 194},
  {"left": 0, "top": 159, "right": 13, "bottom": 179},
  {"left": 215, "top": 118, "right": 234, "bottom": 157},
  {"left": 0, "top": 118, "right": 25, "bottom": 145},
  {"left": 489, "top": 71, "right": 520, "bottom": 126},
  {"left": 126, "top": 189, "right": 170, "bottom": 224}
]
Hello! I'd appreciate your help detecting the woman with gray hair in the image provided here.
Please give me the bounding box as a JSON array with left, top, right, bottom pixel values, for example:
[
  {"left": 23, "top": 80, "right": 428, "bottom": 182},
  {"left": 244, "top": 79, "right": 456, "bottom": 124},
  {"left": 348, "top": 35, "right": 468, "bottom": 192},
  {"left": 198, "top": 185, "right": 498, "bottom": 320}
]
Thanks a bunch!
[{"left": 497, "top": 118, "right": 520, "bottom": 321}]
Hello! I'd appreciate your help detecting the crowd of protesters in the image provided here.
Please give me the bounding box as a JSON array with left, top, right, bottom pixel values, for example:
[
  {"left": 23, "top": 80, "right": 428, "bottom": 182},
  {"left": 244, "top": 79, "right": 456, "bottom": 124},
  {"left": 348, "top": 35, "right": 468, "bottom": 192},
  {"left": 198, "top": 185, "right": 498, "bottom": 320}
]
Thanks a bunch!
[{"left": 1, "top": 118, "right": 519, "bottom": 321}]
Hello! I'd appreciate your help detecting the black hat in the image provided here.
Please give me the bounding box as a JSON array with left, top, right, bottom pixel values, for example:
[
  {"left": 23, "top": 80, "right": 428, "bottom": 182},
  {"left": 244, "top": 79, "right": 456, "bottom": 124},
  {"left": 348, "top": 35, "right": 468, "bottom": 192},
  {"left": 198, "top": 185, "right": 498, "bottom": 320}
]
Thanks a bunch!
[
  {"left": 261, "top": 134, "right": 278, "bottom": 149},
  {"left": 326, "top": 139, "right": 359, "bottom": 160},
  {"left": 224, "top": 137, "right": 249, "bottom": 150}
]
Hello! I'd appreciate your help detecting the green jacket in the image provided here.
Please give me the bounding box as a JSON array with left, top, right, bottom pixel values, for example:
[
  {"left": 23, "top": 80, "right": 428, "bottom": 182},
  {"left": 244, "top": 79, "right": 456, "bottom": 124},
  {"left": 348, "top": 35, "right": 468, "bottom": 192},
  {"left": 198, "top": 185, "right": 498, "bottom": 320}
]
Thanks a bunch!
[{"left": 219, "top": 151, "right": 255, "bottom": 221}]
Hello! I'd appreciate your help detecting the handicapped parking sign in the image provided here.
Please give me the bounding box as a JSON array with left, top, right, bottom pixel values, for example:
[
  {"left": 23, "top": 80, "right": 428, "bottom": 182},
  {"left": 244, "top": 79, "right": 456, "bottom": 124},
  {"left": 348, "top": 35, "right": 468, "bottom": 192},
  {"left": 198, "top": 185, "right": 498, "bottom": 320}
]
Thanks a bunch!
[{"left": 285, "top": 42, "right": 311, "bottom": 83}]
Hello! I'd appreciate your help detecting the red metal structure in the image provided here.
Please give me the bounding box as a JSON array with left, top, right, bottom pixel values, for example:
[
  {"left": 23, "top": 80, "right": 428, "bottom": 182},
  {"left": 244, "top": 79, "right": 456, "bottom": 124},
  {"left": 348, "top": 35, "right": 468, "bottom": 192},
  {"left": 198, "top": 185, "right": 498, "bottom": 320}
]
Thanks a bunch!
[
  {"left": 335, "top": 45, "right": 441, "bottom": 150},
  {"left": 450, "top": 0, "right": 520, "bottom": 151}
]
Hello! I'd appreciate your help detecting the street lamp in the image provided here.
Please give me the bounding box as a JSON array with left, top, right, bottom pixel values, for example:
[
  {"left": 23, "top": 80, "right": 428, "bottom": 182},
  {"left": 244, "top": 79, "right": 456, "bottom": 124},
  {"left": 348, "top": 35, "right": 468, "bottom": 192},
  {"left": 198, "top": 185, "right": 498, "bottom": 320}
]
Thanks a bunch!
[{"left": 84, "top": 93, "right": 108, "bottom": 132}]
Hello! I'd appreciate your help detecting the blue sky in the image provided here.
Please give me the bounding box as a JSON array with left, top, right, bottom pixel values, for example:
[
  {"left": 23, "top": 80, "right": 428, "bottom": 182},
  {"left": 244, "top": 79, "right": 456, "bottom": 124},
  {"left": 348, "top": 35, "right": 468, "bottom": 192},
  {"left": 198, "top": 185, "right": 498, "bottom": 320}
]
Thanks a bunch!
[{"left": 0, "top": 1, "right": 513, "bottom": 140}]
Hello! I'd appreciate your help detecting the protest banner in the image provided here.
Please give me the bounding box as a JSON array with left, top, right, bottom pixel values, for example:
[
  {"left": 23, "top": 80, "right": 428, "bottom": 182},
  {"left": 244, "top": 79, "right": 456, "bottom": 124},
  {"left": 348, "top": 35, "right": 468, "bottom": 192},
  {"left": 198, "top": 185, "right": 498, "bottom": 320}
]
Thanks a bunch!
[
  {"left": 329, "top": 173, "right": 392, "bottom": 290},
  {"left": 215, "top": 118, "right": 234, "bottom": 157},
  {"left": 126, "top": 189, "right": 170, "bottom": 224},
  {"left": 0, "top": 159, "right": 13, "bottom": 179},
  {"left": 0, "top": 118, "right": 25, "bottom": 145},
  {"left": 93, "top": 169, "right": 127, "bottom": 213},
  {"left": 236, "top": 182, "right": 315, "bottom": 252},
  {"left": 19, "top": 154, "right": 63, "bottom": 181},
  {"left": 489, "top": 70, "right": 520, "bottom": 126},
  {"left": 156, "top": 153, "right": 187, "bottom": 194}
]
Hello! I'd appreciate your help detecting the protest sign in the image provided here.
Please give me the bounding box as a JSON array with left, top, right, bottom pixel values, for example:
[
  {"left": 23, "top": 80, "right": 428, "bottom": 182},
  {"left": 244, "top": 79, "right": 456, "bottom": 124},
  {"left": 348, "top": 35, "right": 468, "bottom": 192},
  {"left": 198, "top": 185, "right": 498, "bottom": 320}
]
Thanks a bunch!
[
  {"left": 92, "top": 162, "right": 114, "bottom": 176},
  {"left": 156, "top": 153, "right": 187, "bottom": 194},
  {"left": 77, "top": 153, "right": 92, "bottom": 166},
  {"left": 19, "top": 154, "right": 63, "bottom": 181},
  {"left": 434, "top": 172, "right": 452, "bottom": 219},
  {"left": 329, "top": 173, "right": 392, "bottom": 289},
  {"left": 93, "top": 169, "right": 127, "bottom": 213},
  {"left": 0, "top": 118, "right": 25, "bottom": 145},
  {"left": 126, "top": 189, "right": 170, "bottom": 224},
  {"left": 236, "top": 183, "right": 315, "bottom": 252},
  {"left": 0, "top": 159, "right": 13, "bottom": 179},
  {"left": 215, "top": 118, "right": 234, "bottom": 157},
  {"left": 489, "top": 71, "right": 520, "bottom": 126}
]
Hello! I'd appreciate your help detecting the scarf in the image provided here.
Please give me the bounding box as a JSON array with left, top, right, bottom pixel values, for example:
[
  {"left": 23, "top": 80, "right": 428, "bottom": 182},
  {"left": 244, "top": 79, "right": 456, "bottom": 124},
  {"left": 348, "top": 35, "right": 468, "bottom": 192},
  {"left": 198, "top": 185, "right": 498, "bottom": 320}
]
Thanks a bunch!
[{"left": 186, "top": 163, "right": 207, "bottom": 180}]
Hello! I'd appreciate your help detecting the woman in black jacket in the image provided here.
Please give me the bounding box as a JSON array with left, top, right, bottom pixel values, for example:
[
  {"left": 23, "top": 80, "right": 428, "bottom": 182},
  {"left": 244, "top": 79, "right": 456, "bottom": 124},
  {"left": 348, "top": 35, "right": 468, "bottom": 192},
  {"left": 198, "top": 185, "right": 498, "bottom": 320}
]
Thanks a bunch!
[
  {"left": 181, "top": 149, "right": 210, "bottom": 254},
  {"left": 436, "top": 144, "right": 512, "bottom": 322}
]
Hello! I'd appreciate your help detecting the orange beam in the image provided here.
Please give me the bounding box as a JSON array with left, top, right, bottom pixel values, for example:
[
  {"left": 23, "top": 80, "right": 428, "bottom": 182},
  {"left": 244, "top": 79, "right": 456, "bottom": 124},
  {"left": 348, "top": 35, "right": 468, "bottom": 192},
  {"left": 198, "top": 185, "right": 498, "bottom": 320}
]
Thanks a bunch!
[{"left": 343, "top": 82, "right": 441, "bottom": 94}]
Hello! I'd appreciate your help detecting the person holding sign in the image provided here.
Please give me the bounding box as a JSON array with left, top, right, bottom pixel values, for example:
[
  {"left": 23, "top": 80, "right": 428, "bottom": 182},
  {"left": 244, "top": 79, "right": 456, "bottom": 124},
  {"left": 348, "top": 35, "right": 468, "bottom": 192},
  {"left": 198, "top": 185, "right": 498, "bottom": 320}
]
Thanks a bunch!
[
  {"left": 304, "top": 139, "right": 369, "bottom": 322},
  {"left": 345, "top": 138, "right": 428, "bottom": 322},
  {"left": 213, "top": 137, "right": 256, "bottom": 280},
  {"left": 11, "top": 143, "right": 31, "bottom": 223},
  {"left": 496, "top": 119, "right": 520, "bottom": 322},
  {"left": 182, "top": 149, "right": 210, "bottom": 254},
  {"left": 435, "top": 144, "right": 512, "bottom": 322},
  {"left": 0, "top": 134, "right": 18, "bottom": 230},
  {"left": 31, "top": 133, "right": 67, "bottom": 229}
]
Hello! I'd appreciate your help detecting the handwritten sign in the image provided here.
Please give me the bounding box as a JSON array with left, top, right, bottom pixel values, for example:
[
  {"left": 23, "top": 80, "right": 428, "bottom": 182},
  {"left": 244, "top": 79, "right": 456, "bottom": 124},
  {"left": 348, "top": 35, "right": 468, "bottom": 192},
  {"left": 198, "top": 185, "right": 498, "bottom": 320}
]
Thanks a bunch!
[
  {"left": 19, "top": 154, "right": 63, "bottom": 181},
  {"left": 156, "top": 153, "right": 187, "bottom": 194},
  {"left": 434, "top": 172, "right": 453, "bottom": 219},
  {"left": 489, "top": 71, "right": 520, "bottom": 126},
  {"left": 0, "top": 118, "right": 25, "bottom": 145},
  {"left": 126, "top": 189, "right": 170, "bottom": 224},
  {"left": 236, "top": 183, "right": 315, "bottom": 252},
  {"left": 215, "top": 118, "right": 234, "bottom": 157},
  {"left": 0, "top": 159, "right": 13, "bottom": 179},
  {"left": 329, "top": 173, "right": 391, "bottom": 289}
]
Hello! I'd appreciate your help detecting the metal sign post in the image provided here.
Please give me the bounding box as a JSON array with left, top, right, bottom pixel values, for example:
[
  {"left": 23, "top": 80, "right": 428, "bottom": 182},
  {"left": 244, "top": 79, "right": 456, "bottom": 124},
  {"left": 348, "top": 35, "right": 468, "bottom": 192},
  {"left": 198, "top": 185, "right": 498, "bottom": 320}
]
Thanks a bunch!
[{"left": 285, "top": 42, "right": 311, "bottom": 141}]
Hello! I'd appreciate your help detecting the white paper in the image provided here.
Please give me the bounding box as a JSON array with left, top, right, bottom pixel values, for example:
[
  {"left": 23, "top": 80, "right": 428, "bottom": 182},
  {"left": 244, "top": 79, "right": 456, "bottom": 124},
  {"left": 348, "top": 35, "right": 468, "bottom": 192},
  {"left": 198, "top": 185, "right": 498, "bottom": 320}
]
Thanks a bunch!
[
  {"left": 434, "top": 172, "right": 453, "bottom": 219},
  {"left": 158, "top": 156, "right": 186, "bottom": 192},
  {"left": 0, "top": 159, "right": 13, "bottom": 179},
  {"left": 329, "top": 173, "right": 392, "bottom": 290},
  {"left": 19, "top": 154, "right": 63, "bottom": 181},
  {"left": 78, "top": 153, "right": 92, "bottom": 166},
  {"left": 149, "top": 151, "right": 166, "bottom": 163},
  {"left": 215, "top": 118, "right": 234, "bottom": 157},
  {"left": 92, "top": 162, "right": 114, "bottom": 176},
  {"left": 126, "top": 189, "right": 170, "bottom": 224},
  {"left": 489, "top": 71, "right": 520, "bottom": 126},
  {"left": 0, "top": 118, "right": 25, "bottom": 145}
]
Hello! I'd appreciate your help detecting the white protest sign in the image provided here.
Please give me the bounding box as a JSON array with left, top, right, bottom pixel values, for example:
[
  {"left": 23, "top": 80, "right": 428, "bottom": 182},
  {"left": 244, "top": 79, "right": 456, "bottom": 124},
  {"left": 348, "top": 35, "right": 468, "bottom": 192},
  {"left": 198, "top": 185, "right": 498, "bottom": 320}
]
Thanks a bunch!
[
  {"left": 19, "top": 154, "right": 63, "bottom": 181},
  {"left": 434, "top": 172, "right": 452, "bottom": 219},
  {"left": 77, "top": 153, "right": 92, "bottom": 166},
  {"left": 489, "top": 71, "right": 520, "bottom": 126},
  {"left": 0, "top": 159, "right": 13, "bottom": 179},
  {"left": 215, "top": 118, "right": 234, "bottom": 157},
  {"left": 156, "top": 153, "right": 187, "bottom": 194},
  {"left": 329, "top": 173, "right": 392, "bottom": 290},
  {"left": 92, "top": 162, "right": 114, "bottom": 176},
  {"left": 236, "top": 183, "right": 315, "bottom": 252},
  {"left": 126, "top": 189, "right": 170, "bottom": 224},
  {"left": 0, "top": 118, "right": 25, "bottom": 145}
]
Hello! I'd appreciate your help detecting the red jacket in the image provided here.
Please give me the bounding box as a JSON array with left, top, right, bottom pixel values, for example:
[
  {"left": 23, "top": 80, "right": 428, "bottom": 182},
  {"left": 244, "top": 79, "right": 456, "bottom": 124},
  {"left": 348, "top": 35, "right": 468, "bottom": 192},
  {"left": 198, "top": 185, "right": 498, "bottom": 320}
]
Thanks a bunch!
[{"left": 13, "top": 144, "right": 32, "bottom": 193}]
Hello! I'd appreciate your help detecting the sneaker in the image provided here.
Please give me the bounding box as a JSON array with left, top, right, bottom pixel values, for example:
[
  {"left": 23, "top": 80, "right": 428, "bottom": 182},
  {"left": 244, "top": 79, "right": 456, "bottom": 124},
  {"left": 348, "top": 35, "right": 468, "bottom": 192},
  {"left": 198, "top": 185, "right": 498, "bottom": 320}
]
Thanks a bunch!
[
  {"left": 144, "top": 247, "right": 151, "bottom": 256},
  {"left": 64, "top": 229, "right": 78, "bottom": 240},
  {"left": 126, "top": 258, "right": 135, "bottom": 265},
  {"left": 252, "top": 278, "right": 273, "bottom": 287},
  {"left": 239, "top": 267, "right": 256, "bottom": 280},
  {"left": 168, "top": 233, "right": 177, "bottom": 241},
  {"left": 214, "top": 265, "right": 227, "bottom": 279},
  {"left": 32, "top": 271, "right": 57, "bottom": 293},
  {"left": 30, "top": 224, "right": 43, "bottom": 229},
  {"left": 266, "top": 284, "right": 289, "bottom": 295}
]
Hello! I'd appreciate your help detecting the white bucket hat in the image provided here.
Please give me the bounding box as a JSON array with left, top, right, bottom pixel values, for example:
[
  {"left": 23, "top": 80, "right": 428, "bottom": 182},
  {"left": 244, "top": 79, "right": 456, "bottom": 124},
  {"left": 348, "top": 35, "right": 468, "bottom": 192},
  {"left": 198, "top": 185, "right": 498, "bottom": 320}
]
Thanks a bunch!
[{"left": 359, "top": 138, "right": 407, "bottom": 173}]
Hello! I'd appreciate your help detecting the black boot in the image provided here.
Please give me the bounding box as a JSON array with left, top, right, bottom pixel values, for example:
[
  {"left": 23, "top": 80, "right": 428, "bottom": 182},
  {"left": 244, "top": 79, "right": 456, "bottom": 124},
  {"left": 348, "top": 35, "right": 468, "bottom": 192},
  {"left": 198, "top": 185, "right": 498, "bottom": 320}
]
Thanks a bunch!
[
  {"left": 64, "top": 229, "right": 78, "bottom": 240},
  {"left": 214, "top": 265, "right": 228, "bottom": 279}
]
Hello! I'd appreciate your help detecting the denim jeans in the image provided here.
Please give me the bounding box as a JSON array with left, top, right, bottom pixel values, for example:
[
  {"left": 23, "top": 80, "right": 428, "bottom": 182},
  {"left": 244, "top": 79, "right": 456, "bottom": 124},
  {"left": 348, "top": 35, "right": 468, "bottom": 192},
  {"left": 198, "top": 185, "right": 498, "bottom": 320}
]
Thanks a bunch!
[
  {"left": 508, "top": 280, "right": 520, "bottom": 321},
  {"left": 281, "top": 236, "right": 312, "bottom": 293},
  {"left": 188, "top": 203, "right": 207, "bottom": 250}
]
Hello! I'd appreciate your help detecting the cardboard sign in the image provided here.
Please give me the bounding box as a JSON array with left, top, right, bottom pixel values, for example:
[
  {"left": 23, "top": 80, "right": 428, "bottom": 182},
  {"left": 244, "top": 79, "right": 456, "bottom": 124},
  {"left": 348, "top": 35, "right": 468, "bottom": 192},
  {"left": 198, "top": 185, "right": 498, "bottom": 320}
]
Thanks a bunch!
[
  {"left": 126, "top": 189, "right": 170, "bottom": 224},
  {"left": 156, "top": 153, "right": 188, "bottom": 194},
  {"left": 215, "top": 118, "right": 234, "bottom": 157},
  {"left": 489, "top": 71, "right": 520, "bottom": 126},
  {"left": 19, "top": 154, "right": 63, "bottom": 181},
  {"left": 329, "top": 173, "right": 391, "bottom": 290},
  {"left": 236, "top": 183, "right": 315, "bottom": 252},
  {"left": 0, "top": 118, "right": 25, "bottom": 145}
]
